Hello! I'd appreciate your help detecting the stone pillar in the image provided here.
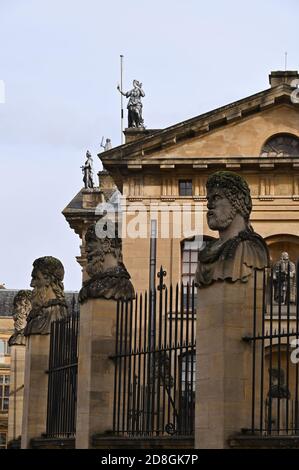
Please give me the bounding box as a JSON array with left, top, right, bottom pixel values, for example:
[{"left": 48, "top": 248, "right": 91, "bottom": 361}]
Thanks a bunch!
[
  {"left": 21, "top": 336, "right": 50, "bottom": 449},
  {"left": 75, "top": 298, "right": 117, "bottom": 449},
  {"left": 7, "top": 346, "right": 26, "bottom": 443},
  {"left": 195, "top": 276, "right": 263, "bottom": 449}
]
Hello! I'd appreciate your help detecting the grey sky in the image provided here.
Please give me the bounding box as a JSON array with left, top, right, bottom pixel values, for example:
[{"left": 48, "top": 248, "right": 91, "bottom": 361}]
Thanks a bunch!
[{"left": 0, "top": 0, "right": 298, "bottom": 290}]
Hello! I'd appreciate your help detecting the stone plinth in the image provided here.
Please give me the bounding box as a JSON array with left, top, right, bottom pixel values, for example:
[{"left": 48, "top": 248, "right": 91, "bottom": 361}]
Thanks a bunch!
[
  {"left": 195, "top": 275, "right": 263, "bottom": 449},
  {"left": 7, "top": 346, "right": 26, "bottom": 443},
  {"left": 76, "top": 298, "right": 117, "bottom": 449},
  {"left": 21, "top": 335, "right": 50, "bottom": 449}
]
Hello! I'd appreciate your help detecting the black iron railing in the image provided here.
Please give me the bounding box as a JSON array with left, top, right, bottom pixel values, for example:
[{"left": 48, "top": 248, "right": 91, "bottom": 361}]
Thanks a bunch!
[
  {"left": 111, "top": 268, "right": 196, "bottom": 437},
  {"left": 244, "top": 262, "right": 299, "bottom": 436},
  {"left": 45, "top": 311, "right": 79, "bottom": 438}
]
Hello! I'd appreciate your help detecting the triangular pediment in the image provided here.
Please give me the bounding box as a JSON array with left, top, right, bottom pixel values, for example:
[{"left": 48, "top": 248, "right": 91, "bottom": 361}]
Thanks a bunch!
[{"left": 100, "top": 83, "right": 299, "bottom": 167}]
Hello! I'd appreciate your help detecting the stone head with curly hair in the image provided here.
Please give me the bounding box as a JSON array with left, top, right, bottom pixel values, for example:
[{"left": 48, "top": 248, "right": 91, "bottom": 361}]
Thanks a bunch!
[{"left": 206, "top": 171, "right": 252, "bottom": 234}]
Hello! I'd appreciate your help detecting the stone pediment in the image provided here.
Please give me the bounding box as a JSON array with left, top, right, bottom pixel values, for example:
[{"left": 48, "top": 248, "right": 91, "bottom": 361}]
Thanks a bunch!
[{"left": 100, "top": 83, "right": 299, "bottom": 169}]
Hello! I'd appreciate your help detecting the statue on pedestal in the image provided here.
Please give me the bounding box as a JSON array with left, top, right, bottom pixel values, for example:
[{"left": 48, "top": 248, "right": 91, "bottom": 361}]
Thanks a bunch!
[
  {"left": 117, "top": 80, "right": 145, "bottom": 128},
  {"left": 268, "top": 368, "right": 290, "bottom": 399},
  {"left": 81, "top": 150, "right": 94, "bottom": 189},
  {"left": 195, "top": 171, "right": 269, "bottom": 286},
  {"left": 273, "top": 252, "right": 296, "bottom": 304},
  {"left": 8, "top": 290, "right": 32, "bottom": 346},
  {"left": 24, "top": 256, "right": 68, "bottom": 336},
  {"left": 100, "top": 137, "right": 112, "bottom": 152},
  {"left": 79, "top": 223, "right": 134, "bottom": 303}
]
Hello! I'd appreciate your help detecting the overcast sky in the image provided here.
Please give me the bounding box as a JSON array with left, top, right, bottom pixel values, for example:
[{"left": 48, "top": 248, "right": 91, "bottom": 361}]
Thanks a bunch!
[{"left": 0, "top": 0, "right": 298, "bottom": 290}]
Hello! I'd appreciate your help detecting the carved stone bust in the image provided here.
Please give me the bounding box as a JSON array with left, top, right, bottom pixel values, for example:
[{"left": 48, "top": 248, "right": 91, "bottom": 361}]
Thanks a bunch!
[
  {"left": 195, "top": 171, "right": 269, "bottom": 287},
  {"left": 24, "top": 256, "right": 68, "bottom": 336},
  {"left": 79, "top": 223, "right": 135, "bottom": 303},
  {"left": 8, "top": 290, "right": 32, "bottom": 346}
]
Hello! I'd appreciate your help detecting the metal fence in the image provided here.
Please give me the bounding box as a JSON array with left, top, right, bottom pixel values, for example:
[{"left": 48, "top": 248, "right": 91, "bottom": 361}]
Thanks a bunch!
[
  {"left": 111, "top": 268, "right": 196, "bottom": 437},
  {"left": 45, "top": 311, "right": 79, "bottom": 438},
  {"left": 244, "top": 263, "right": 299, "bottom": 436}
]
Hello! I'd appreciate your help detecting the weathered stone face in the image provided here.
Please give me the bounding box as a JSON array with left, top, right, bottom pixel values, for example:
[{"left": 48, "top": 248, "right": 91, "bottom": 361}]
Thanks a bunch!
[
  {"left": 24, "top": 256, "right": 68, "bottom": 336},
  {"left": 79, "top": 224, "right": 134, "bottom": 303},
  {"left": 9, "top": 290, "right": 32, "bottom": 346},
  {"left": 206, "top": 188, "right": 236, "bottom": 231}
]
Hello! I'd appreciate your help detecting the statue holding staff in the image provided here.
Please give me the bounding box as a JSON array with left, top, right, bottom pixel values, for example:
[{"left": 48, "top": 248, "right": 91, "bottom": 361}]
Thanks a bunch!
[{"left": 117, "top": 80, "right": 145, "bottom": 128}]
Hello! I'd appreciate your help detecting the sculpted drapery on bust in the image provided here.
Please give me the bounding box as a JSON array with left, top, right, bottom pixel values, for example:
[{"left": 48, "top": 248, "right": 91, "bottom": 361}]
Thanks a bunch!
[
  {"left": 24, "top": 256, "right": 68, "bottom": 336},
  {"left": 195, "top": 171, "right": 269, "bottom": 287}
]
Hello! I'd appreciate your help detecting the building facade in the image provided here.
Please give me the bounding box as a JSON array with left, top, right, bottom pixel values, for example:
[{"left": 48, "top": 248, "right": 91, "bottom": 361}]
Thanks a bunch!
[{"left": 64, "top": 71, "right": 299, "bottom": 294}]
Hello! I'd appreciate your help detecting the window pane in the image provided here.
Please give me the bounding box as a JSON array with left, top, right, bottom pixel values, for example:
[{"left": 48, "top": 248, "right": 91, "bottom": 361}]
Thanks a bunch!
[
  {"left": 0, "top": 340, "right": 4, "bottom": 355},
  {"left": 182, "top": 262, "right": 190, "bottom": 273},
  {"left": 191, "top": 251, "right": 198, "bottom": 262},
  {"left": 0, "top": 432, "right": 6, "bottom": 447},
  {"left": 179, "top": 180, "right": 192, "bottom": 196}
]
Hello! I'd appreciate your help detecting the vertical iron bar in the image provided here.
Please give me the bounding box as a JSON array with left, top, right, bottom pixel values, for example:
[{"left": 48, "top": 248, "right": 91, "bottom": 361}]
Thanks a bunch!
[
  {"left": 113, "top": 300, "right": 120, "bottom": 433},
  {"left": 268, "top": 268, "right": 273, "bottom": 435},
  {"left": 259, "top": 269, "right": 266, "bottom": 433},
  {"left": 286, "top": 263, "right": 291, "bottom": 433},
  {"left": 122, "top": 300, "right": 129, "bottom": 433},
  {"left": 142, "top": 291, "right": 147, "bottom": 435},
  {"left": 126, "top": 298, "right": 134, "bottom": 433},
  {"left": 277, "top": 265, "right": 282, "bottom": 434},
  {"left": 190, "top": 281, "right": 195, "bottom": 435},
  {"left": 295, "top": 260, "right": 299, "bottom": 433},
  {"left": 117, "top": 300, "right": 124, "bottom": 434},
  {"left": 185, "top": 282, "right": 190, "bottom": 434},
  {"left": 173, "top": 284, "right": 179, "bottom": 433},
  {"left": 162, "top": 285, "right": 168, "bottom": 434},
  {"left": 251, "top": 269, "right": 257, "bottom": 433},
  {"left": 167, "top": 284, "right": 173, "bottom": 431},
  {"left": 156, "top": 268, "right": 164, "bottom": 434}
]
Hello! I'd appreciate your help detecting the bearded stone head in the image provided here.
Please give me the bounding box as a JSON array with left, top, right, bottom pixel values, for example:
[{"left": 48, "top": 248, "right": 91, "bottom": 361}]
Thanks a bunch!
[
  {"left": 206, "top": 171, "right": 252, "bottom": 232},
  {"left": 85, "top": 223, "right": 123, "bottom": 279},
  {"left": 13, "top": 290, "right": 32, "bottom": 332},
  {"left": 30, "top": 256, "right": 65, "bottom": 307}
]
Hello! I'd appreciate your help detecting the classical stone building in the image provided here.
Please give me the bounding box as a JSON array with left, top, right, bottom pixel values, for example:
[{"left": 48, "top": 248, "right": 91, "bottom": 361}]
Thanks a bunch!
[
  {"left": 64, "top": 70, "right": 299, "bottom": 293},
  {"left": 61, "top": 71, "right": 299, "bottom": 448}
]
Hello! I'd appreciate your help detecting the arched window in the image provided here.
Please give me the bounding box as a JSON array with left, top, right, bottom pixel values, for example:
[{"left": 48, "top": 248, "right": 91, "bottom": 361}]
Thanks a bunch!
[{"left": 260, "top": 134, "right": 299, "bottom": 157}]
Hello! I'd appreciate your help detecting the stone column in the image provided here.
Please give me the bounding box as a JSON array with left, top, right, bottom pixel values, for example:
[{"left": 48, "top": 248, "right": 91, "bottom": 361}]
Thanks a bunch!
[
  {"left": 7, "top": 345, "right": 26, "bottom": 443},
  {"left": 75, "top": 223, "right": 134, "bottom": 448},
  {"left": 195, "top": 275, "right": 264, "bottom": 449},
  {"left": 20, "top": 256, "right": 68, "bottom": 449},
  {"left": 21, "top": 335, "right": 50, "bottom": 449},
  {"left": 75, "top": 298, "right": 117, "bottom": 448}
]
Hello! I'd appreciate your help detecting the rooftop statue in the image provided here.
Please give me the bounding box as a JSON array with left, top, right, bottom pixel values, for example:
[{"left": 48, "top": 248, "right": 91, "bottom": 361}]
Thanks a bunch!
[
  {"left": 100, "top": 137, "right": 112, "bottom": 152},
  {"left": 196, "top": 171, "right": 269, "bottom": 287},
  {"left": 117, "top": 80, "right": 145, "bottom": 128},
  {"left": 24, "top": 256, "right": 68, "bottom": 336},
  {"left": 81, "top": 150, "right": 94, "bottom": 189},
  {"left": 9, "top": 290, "right": 32, "bottom": 346}
]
